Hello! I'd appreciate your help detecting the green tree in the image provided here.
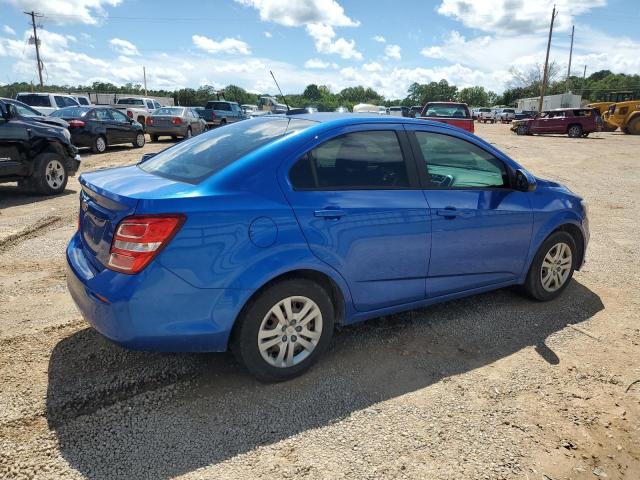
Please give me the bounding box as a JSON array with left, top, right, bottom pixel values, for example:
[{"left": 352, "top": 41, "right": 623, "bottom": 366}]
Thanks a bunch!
[{"left": 457, "top": 86, "right": 490, "bottom": 107}]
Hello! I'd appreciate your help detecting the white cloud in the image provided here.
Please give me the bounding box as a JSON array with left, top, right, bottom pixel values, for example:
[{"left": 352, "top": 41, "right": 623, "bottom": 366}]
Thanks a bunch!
[
  {"left": 264, "top": 31, "right": 272, "bottom": 38},
  {"left": 4, "top": 0, "right": 123, "bottom": 25},
  {"left": 372, "top": 35, "right": 386, "bottom": 43},
  {"left": 2, "top": 25, "right": 16, "bottom": 35},
  {"left": 109, "top": 38, "right": 140, "bottom": 56},
  {"left": 362, "top": 62, "right": 382, "bottom": 72},
  {"left": 304, "top": 58, "right": 337, "bottom": 69},
  {"left": 384, "top": 44, "right": 401, "bottom": 60},
  {"left": 305, "top": 23, "right": 362, "bottom": 60},
  {"left": 437, "top": 0, "right": 607, "bottom": 34},
  {"left": 234, "top": 0, "right": 359, "bottom": 27},
  {"left": 420, "top": 46, "right": 443, "bottom": 59},
  {"left": 192, "top": 35, "right": 251, "bottom": 55}
]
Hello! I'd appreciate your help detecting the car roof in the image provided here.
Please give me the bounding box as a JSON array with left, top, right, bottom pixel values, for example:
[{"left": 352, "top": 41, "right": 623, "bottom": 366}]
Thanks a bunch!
[{"left": 275, "top": 112, "right": 470, "bottom": 130}]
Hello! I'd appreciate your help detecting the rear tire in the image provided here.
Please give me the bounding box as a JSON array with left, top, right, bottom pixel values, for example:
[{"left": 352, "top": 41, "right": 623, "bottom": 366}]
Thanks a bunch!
[
  {"left": 133, "top": 132, "right": 145, "bottom": 148},
  {"left": 31, "top": 152, "right": 68, "bottom": 195},
  {"left": 92, "top": 135, "right": 107, "bottom": 154},
  {"left": 568, "top": 124, "right": 583, "bottom": 138},
  {"left": 232, "top": 279, "right": 335, "bottom": 382},
  {"left": 523, "top": 231, "right": 576, "bottom": 301},
  {"left": 185, "top": 127, "right": 192, "bottom": 139}
]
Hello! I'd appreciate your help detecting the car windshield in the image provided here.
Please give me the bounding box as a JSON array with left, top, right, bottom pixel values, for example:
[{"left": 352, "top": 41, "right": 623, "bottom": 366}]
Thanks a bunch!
[
  {"left": 140, "top": 117, "right": 317, "bottom": 184},
  {"left": 117, "top": 98, "right": 144, "bottom": 105},
  {"left": 425, "top": 104, "right": 470, "bottom": 118},
  {"left": 51, "top": 106, "right": 91, "bottom": 118},
  {"left": 6, "top": 100, "right": 42, "bottom": 117},
  {"left": 154, "top": 107, "right": 185, "bottom": 116}
]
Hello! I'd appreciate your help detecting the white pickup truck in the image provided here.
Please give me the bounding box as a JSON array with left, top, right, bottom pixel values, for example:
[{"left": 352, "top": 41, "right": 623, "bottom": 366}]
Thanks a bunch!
[{"left": 112, "top": 97, "right": 163, "bottom": 127}]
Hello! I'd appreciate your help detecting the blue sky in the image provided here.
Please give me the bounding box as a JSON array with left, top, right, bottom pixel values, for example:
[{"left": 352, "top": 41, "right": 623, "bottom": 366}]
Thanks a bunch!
[{"left": 1, "top": 0, "right": 638, "bottom": 98}]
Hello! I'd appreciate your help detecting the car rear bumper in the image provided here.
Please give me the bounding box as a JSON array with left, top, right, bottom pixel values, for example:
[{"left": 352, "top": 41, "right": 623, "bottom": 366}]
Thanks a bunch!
[
  {"left": 146, "top": 125, "right": 187, "bottom": 137},
  {"left": 66, "top": 232, "right": 247, "bottom": 352}
]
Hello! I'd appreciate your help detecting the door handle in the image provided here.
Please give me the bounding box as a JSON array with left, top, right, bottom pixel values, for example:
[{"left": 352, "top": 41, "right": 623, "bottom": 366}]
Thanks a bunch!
[
  {"left": 436, "top": 208, "right": 464, "bottom": 219},
  {"left": 314, "top": 208, "right": 346, "bottom": 219}
]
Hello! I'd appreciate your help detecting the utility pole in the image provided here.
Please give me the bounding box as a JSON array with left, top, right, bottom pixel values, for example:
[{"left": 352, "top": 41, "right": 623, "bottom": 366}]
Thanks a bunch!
[
  {"left": 24, "top": 11, "right": 44, "bottom": 88},
  {"left": 580, "top": 65, "right": 587, "bottom": 96},
  {"left": 566, "top": 25, "right": 574, "bottom": 92},
  {"left": 538, "top": 4, "right": 557, "bottom": 112},
  {"left": 143, "top": 66, "right": 147, "bottom": 96}
]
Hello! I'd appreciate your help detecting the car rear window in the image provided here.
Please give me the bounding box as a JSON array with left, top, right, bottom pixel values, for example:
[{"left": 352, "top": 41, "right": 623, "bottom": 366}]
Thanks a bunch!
[
  {"left": 139, "top": 117, "right": 317, "bottom": 184},
  {"left": 16, "top": 94, "right": 51, "bottom": 108},
  {"left": 154, "top": 107, "right": 185, "bottom": 116},
  {"left": 117, "top": 98, "right": 144, "bottom": 105},
  {"left": 424, "top": 104, "right": 471, "bottom": 118},
  {"left": 51, "top": 106, "right": 91, "bottom": 118}
]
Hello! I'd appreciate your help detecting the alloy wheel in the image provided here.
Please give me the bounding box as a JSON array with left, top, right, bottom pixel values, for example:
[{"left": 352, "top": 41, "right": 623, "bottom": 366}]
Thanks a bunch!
[
  {"left": 136, "top": 133, "right": 145, "bottom": 146},
  {"left": 258, "top": 296, "right": 323, "bottom": 368},
  {"left": 45, "top": 159, "right": 65, "bottom": 190},
  {"left": 96, "top": 136, "right": 106, "bottom": 152},
  {"left": 540, "top": 242, "right": 572, "bottom": 292}
]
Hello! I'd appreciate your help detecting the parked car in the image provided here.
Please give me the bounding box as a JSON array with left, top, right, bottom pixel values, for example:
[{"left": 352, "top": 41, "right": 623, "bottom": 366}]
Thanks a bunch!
[
  {"left": 241, "top": 104, "right": 259, "bottom": 115},
  {"left": 15, "top": 92, "right": 80, "bottom": 115},
  {"left": 378, "top": 106, "right": 389, "bottom": 115},
  {"left": 353, "top": 103, "right": 379, "bottom": 113},
  {"left": 495, "top": 108, "right": 516, "bottom": 123},
  {"left": 305, "top": 106, "right": 319, "bottom": 114},
  {"left": 51, "top": 106, "right": 145, "bottom": 153},
  {"left": 511, "top": 108, "right": 599, "bottom": 138},
  {"left": 66, "top": 113, "right": 588, "bottom": 381},
  {"left": 409, "top": 105, "right": 423, "bottom": 118},
  {"left": 1, "top": 97, "right": 70, "bottom": 129},
  {"left": 514, "top": 110, "right": 537, "bottom": 120},
  {"left": 335, "top": 106, "right": 349, "bottom": 113},
  {"left": 389, "top": 106, "right": 410, "bottom": 117},
  {"left": 476, "top": 107, "right": 496, "bottom": 123},
  {"left": 258, "top": 96, "right": 288, "bottom": 114},
  {"left": 201, "top": 100, "right": 246, "bottom": 127},
  {"left": 146, "top": 107, "right": 207, "bottom": 141},
  {"left": 112, "top": 97, "right": 162, "bottom": 127},
  {"left": 73, "top": 95, "right": 93, "bottom": 106},
  {"left": 420, "top": 102, "right": 474, "bottom": 133},
  {"left": 1, "top": 98, "right": 80, "bottom": 194}
]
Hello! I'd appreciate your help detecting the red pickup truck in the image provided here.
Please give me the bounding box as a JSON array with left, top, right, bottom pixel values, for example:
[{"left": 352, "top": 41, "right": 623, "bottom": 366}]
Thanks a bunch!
[
  {"left": 511, "top": 108, "right": 599, "bottom": 138},
  {"left": 419, "top": 102, "right": 474, "bottom": 133}
]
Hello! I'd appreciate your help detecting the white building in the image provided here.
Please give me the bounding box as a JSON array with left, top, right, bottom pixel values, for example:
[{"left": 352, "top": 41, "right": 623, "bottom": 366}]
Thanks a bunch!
[{"left": 516, "top": 93, "right": 582, "bottom": 112}]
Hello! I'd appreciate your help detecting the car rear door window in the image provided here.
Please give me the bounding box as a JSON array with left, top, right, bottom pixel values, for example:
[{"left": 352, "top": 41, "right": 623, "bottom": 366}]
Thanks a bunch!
[
  {"left": 414, "top": 132, "right": 508, "bottom": 188},
  {"left": 110, "top": 109, "right": 130, "bottom": 123},
  {"left": 17, "top": 94, "right": 51, "bottom": 107},
  {"left": 290, "top": 131, "right": 409, "bottom": 190},
  {"left": 94, "top": 109, "right": 112, "bottom": 121}
]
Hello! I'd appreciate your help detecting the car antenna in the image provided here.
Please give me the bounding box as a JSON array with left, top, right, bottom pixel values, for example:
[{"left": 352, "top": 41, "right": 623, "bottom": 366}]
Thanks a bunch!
[{"left": 270, "top": 70, "right": 290, "bottom": 111}]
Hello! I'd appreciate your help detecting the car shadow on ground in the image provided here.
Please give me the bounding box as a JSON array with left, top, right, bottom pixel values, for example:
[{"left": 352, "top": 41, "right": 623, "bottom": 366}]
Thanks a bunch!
[
  {"left": 0, "top": 186, "right": 75, "bottom": 209},
  {"left": 46, "top": 281, "right": 603, "bottom": 479}
]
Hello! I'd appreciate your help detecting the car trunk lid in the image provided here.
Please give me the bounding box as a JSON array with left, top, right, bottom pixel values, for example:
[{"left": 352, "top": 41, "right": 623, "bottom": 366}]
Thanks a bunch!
[{"left": 78, "top": 165, "right": 190, "bottom": 270}]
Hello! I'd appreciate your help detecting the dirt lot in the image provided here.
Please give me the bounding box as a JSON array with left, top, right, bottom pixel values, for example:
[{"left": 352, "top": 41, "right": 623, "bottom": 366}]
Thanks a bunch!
[{"left": 0, "top": 124, "right": 638, "bottom": 480}]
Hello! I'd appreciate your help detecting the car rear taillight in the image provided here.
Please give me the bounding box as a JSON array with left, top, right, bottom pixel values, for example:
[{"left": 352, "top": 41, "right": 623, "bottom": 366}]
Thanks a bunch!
[
  {"left": 68, "top": 119, "right": 85, "bottom": 128},
  {"left": 127, "top": 111, "right": 133, "bottom": 118},
  {"left": 146, "top": 117, "right": 154, "bottom": 126},
  {"left": 107, "top": 215, "right": 185, "bottom": 274},
  {"left": 172, "top": 117, "right": 182, "bottom": 125}
]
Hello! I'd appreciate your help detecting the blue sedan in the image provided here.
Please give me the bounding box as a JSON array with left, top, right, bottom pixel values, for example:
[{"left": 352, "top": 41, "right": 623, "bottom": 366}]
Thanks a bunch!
[{"left": 67, "top": 114, "right": 589, "bottom": 381}]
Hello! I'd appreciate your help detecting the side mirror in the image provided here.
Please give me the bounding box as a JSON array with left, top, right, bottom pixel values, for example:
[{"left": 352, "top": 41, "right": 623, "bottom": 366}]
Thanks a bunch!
[{"left": 515, "top": 168, "right": 536, "bottom": 192}]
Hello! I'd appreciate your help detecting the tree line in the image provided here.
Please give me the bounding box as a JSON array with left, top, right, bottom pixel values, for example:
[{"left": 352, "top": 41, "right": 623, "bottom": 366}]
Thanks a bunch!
[{"left": 1, "top": 69, "right": 637, "bottom": 111}]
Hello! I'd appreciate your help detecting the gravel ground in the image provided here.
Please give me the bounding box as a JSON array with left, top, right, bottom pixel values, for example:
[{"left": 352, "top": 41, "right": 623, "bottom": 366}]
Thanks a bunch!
[{"left": 0, "top": 126, "right": 638, "bottom": 479}]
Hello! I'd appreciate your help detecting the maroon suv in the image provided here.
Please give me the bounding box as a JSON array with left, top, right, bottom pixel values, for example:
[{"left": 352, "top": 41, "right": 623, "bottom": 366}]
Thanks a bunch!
[{"left": 511, "top": 108, "right": 598, "bottom": 138}]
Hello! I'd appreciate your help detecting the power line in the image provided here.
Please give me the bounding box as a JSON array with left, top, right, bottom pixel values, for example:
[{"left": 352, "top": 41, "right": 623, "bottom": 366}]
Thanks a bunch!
[{"left": 24, "top": 10, "right": 44, "bottom": 88}]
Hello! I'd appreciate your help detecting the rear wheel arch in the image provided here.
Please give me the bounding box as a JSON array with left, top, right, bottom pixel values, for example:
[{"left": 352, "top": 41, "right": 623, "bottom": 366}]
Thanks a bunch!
[{"left": 229, "top": 268, "right": 347, "bottom": 347}]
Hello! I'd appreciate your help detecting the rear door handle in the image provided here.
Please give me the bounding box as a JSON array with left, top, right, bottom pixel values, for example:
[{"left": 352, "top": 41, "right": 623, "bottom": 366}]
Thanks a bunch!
[
  {"left": 314, "top": 208, "right": 346, "bottom": 219},
  {"left": 436, "top": 208, "right": 464, "bottom": 219}
]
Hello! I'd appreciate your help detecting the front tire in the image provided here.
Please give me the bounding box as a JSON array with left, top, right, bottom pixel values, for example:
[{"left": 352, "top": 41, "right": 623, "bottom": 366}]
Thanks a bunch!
[
  {"left": 32, "top": 152, "right": 68, "bottom": 195},
  {"left": 523, "top": 231, "right": 576, "bottom": 301},
  {"left": 516, "top": 125, "right": 528, "bottom": 135},
  {"left": 232, "top": 279, "right": 335, "bottom": 382}
]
